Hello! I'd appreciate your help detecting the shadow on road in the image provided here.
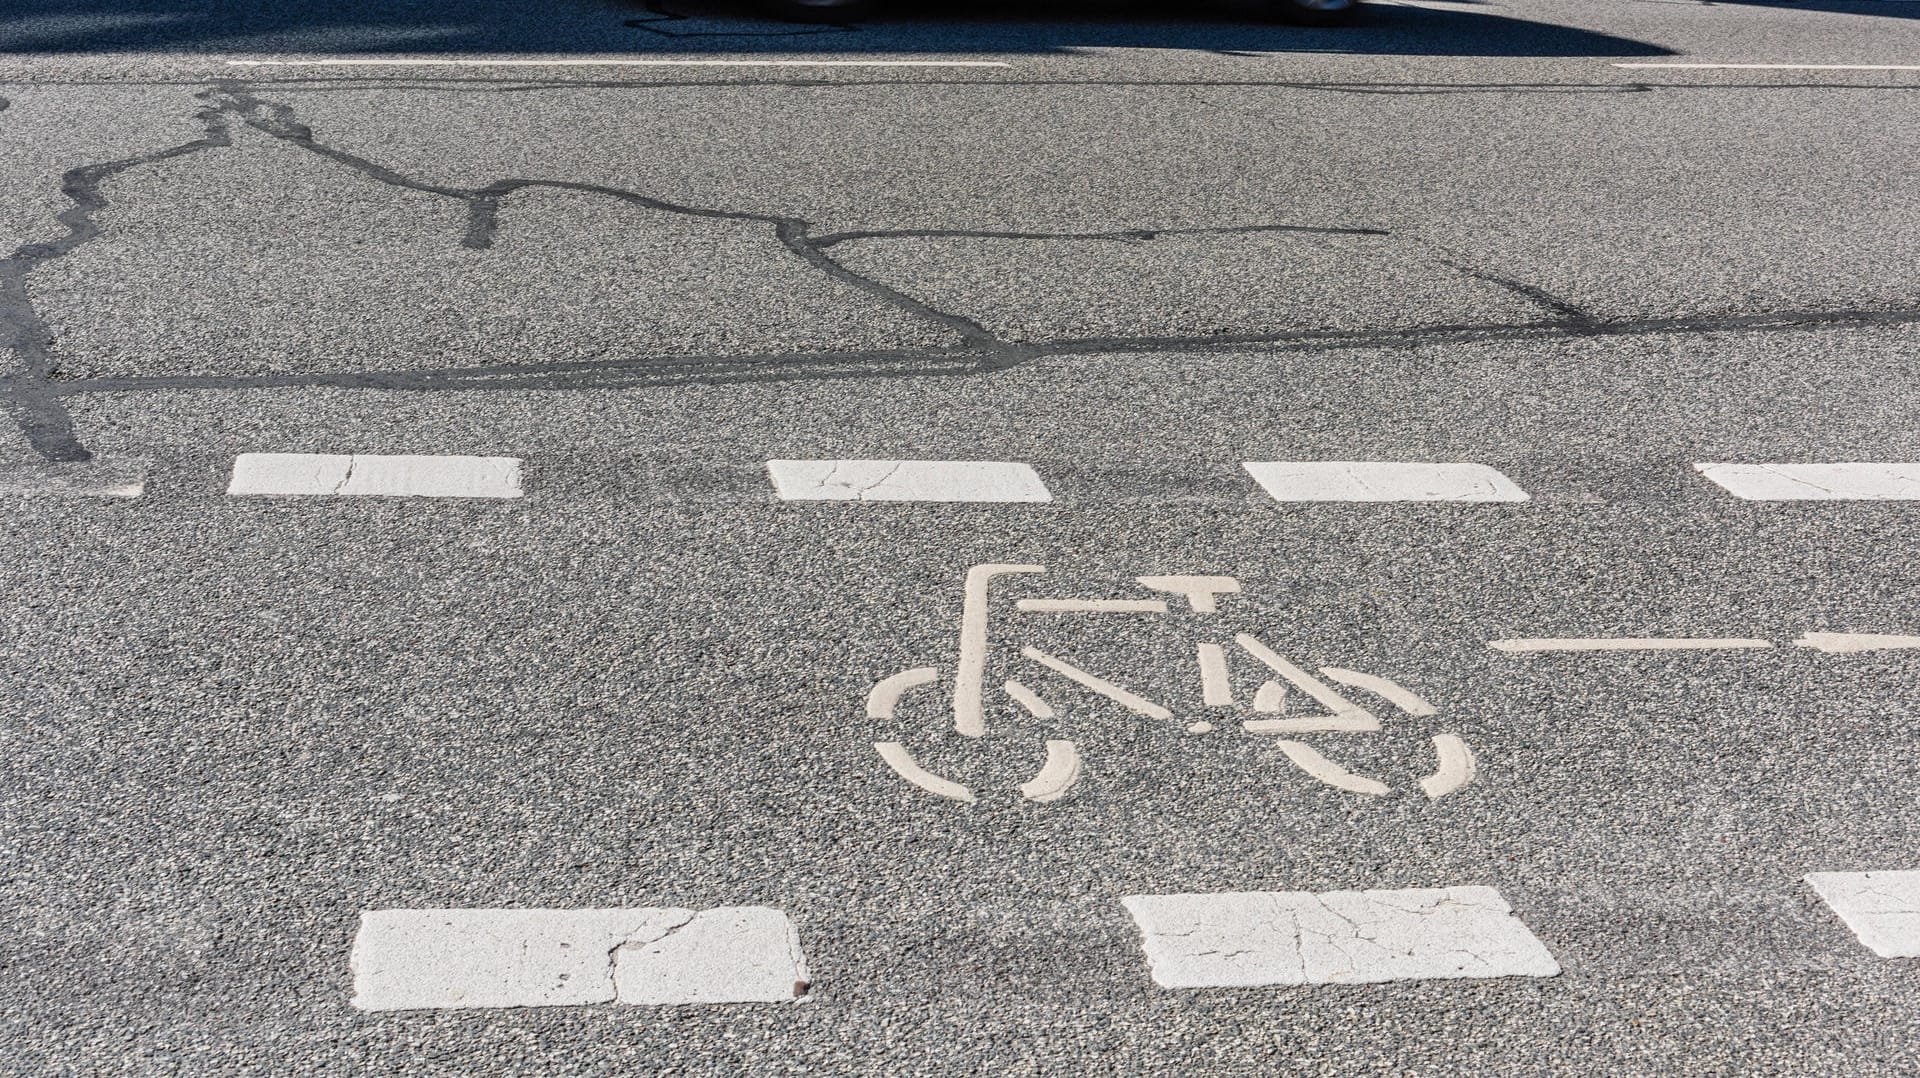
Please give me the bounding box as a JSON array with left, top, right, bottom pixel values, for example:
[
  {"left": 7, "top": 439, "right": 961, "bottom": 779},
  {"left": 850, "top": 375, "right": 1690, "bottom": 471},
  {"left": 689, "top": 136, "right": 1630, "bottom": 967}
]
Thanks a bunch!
[{"left": 0, "top": 0, "right": 1680, "bottom": 57}]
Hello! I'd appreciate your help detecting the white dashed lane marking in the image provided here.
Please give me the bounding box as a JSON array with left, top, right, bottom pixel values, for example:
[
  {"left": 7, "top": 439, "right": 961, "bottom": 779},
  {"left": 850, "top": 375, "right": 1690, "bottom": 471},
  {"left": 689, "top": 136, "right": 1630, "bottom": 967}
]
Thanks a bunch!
[
  {"left": 1243, "top": 462, "right": 1528, "bottom": 503},
  {"left": 1120, "top": 887, "right": 1560, "bottom": 988},
  {"left": 1794, "top": 632, "right": 1920, "bottom": 653},
  {"left": 228, "top": 453, "right": 523, "bottom": 499},
  {"left": 350, "top": 907, "right": 809, "bottom": 1011},
  {"left": 1696, "top": 462, "right": 1920, "bottom": 500},
  {"left": 0, "top": 460, "right": 145, "bottom": 498},
  {"left": 766, "top": 459, "right": 1052, "bottom": 503},
  {"left": 1806, "top": 872, "right": 1920, "bottom": 958}
]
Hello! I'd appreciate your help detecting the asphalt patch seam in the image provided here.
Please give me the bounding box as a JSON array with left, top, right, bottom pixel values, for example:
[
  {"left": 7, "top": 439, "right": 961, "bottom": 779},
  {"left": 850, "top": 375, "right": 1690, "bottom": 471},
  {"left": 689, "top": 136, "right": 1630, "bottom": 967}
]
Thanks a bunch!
[{"left": 0, "top": 93, "right": 232, "bottom": 461}]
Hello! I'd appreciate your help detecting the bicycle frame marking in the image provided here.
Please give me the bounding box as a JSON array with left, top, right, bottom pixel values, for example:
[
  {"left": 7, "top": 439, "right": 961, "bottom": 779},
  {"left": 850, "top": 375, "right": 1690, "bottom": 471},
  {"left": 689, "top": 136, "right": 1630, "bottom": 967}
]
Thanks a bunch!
[{"left": 869, "top": 564, "right": 1479, "bottom": 806}]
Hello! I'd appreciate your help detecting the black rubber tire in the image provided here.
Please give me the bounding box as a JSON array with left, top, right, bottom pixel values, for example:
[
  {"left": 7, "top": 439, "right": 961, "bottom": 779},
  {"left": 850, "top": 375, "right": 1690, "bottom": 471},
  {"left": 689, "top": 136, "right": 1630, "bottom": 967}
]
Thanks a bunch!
[
  {"left": 758, "top": 0, "right": 877, "bottom": 21},
  {"left": 1265, "top": 0, "right": 1362, "bottom": 25}
]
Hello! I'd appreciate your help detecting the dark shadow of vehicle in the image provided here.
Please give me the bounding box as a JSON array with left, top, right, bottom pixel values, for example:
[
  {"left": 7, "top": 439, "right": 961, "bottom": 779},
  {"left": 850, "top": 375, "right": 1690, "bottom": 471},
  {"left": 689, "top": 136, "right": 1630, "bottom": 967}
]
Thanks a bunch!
[{"left": 0, "top": 0, "right": 1677, "bottom": 57}]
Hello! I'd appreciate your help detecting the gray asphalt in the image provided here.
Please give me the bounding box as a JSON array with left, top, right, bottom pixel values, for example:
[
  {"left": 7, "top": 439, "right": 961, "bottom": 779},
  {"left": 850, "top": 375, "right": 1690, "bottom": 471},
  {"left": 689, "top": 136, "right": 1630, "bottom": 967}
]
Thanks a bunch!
[{"left": 3, "top": 0, "right": 1919, "bottom": 1073}]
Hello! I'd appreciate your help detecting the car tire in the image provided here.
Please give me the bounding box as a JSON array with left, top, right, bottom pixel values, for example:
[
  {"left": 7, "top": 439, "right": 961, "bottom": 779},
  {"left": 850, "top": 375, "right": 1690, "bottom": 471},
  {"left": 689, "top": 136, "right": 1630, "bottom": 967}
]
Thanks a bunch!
[
  {"left": 759, "top": 0, "right": 877, "bottom": 22},
  {"left": 1265, "top": 0, "right": 1362, "bottom": 26}
]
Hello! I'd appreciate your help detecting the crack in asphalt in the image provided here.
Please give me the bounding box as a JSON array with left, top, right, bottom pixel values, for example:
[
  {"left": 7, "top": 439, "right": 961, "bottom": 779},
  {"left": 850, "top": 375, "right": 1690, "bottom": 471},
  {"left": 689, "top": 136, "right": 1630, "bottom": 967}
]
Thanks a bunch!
[
  {"left": 809, "top": 222, "right": 1389, "bottom": 247},
  {"left": 5, "top": 77, "right": 1919, "bottom": 454},
  {"left": 213, "top": 82, "right": 1016, "bottom": 353},
  {"left": 35, "top": 298, "right": 1920, "bottom": 399},
  {"left": 0, "top": 93, "right": 232, "bottom": 461}
]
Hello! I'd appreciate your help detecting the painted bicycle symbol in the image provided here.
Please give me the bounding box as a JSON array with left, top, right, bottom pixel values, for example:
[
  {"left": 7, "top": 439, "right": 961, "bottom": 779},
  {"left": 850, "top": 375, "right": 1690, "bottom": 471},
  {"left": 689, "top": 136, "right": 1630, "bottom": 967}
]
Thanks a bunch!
[{"left": 869, "top": 564, "right": 1477, "bottom": 805}]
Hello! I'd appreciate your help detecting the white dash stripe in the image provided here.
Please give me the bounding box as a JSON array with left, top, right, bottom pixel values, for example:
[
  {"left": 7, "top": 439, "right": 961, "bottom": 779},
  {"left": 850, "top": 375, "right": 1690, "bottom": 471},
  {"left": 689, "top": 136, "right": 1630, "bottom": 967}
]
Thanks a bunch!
[
  {"left": 350, "top": 907, "right": 809, "bottom": 1010},
  {"left": 1696, "top": 462, "right": 1920, "bottom": 500},
  {"left": 228, "top": 453, "right": 522, "bottom": 498},
  {"left": 1243, "top": 462, "right": 1528, "bottom": 503},
  {"left": 1489, "top": 637, "right": 1772, "bottom": 653},
  {"left": 766, "top": 460, "right": 1050, "bottom": 503},
  {"left": 1121, "top": 887, "right": 1559, "bottom": 988},
  {"left": 1614, "top": 63, "right": 1920, "bottom": 71},
  {"left": 1805, "top": 871, "right": 1920, "bottom": 958},
  {"left": 1794, "top": 632, "right": 1920, "bottom": 653},
  {"left": 227, "top": 58, "right": 1012, "bottom": 68}
]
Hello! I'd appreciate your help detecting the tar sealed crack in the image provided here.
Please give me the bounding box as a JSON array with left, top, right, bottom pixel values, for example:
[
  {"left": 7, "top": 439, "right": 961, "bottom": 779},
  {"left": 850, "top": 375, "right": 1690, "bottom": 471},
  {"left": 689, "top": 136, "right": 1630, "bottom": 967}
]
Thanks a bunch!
[
  {"left": 0, "top": 95, "right": 232, "bottom": 460},
  {"left": 11, "top": 78, "right": 1920, "bottom": 443}
]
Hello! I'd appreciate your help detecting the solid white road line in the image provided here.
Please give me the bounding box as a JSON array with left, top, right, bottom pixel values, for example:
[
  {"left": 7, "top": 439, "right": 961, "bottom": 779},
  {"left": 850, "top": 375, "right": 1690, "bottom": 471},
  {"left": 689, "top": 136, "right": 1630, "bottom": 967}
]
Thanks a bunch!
[
  {"left": 1489, "top": 637, "right": 1773, "bottom": 653},
  {"left": 1121, "top": 887, "right": 1560, "bottom": 988},
  {"left": 0, "top": 461, "right": 145, "bottom": 498},
  {"left": 228, "top": 453, "right": 523, "bottom": 498},
  {"left": 1243, "top": 462, "right": 1528, "bottom": 503},
  {"left": 1014, "top": 598, "right": 1168, "bottom": 614},
  {"left": 228, "top": 58, "right": 1012, "bottom": 68},
  {"left": 1805, "top": 872, "right": 1920, "bottom": 958},
  {"left": 1794, "top": 632, "right": 1920, "bottom": 653},
  {"left": 766, "top": 460, "right": 1051, "bottom": 503},
  {"left": 1696, "top": 462, "right": 1920, "bottom": 500},
  {"left": 350, "top": 907, "right": 809, "bottom": 1011},
  {"left": 1614, "top": 63, "right": 1920, "bottom": 71}
]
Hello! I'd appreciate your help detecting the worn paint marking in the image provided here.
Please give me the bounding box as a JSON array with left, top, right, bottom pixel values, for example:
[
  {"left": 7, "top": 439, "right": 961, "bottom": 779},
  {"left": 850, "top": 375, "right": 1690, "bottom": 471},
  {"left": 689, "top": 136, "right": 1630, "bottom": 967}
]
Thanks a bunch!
[
  {"left": 1243, "top": 462, "right": 1528, "bottom": 503},
  {"left": 1806, "top": 872, "right": 1920, "bottom": 958},
  {"left": 228, "top": 453, "right": 523, "bottom": 498},
  {"left": 1121, "top": 887, "right": 1559, "bottom": 988},
  {"left": 1696, "top": 462, "right": 1920, "bottom": 500},
  {"left": 1489, "top": 637, "right": 1772, "bottom": 653},
  {"left": 350, "top": 907, "right": 809, "bottom": 1010},
  {"left": 766, "top": 460, "right": 1050, "bottom": 503}
]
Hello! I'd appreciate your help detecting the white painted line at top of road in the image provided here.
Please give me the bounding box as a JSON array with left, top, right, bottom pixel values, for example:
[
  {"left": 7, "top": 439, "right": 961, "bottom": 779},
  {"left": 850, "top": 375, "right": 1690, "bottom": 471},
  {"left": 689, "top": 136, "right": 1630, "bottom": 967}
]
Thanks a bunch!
[
  {"left": 1242, "top": 462, "right": 1528, "bottom": 503},
  {"left": 1696, "top": 463, "right": 1920, "bottom": 501},
  {"left": 350, "top": 907, "right": 809, "bottom": 1011},
  {"left": 1614, "top": 63, "right": 1920, "bottom": 71},
  {"left": 1121, "top": 887, "right": 1560, "bottom": 988},
  {"left": 1805, "top": 872, "right": 1920, "bottom": 958},
  {"left": 1489, "top": 637, "right": 1773, "bottom": 653},
  {"left": 0, "top": 461, "right": 145, "bottom": 499},
  {"left": 227, "top": 453, "right": 523, "bottom": 499},
  {"left": 227, "top": 58, "right": 1012, "bottom": 68},
  {"left": 766, "top": 460, "right": 1051, "bottom": 503},
  {"left": 1794, "top": 632, "right": 1920, "bottom": 653}
]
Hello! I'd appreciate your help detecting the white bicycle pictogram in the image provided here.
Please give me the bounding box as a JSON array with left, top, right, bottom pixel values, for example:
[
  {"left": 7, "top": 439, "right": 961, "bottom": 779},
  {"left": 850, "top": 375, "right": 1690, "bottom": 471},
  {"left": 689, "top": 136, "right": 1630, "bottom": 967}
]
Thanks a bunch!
[{"left": 868, "top": 564, "right": 1477, "bottom": 805}]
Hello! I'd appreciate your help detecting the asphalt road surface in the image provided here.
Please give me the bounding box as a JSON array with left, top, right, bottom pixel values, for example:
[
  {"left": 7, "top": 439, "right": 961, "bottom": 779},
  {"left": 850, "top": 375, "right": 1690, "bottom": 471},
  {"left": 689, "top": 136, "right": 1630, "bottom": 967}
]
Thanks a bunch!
[{"left": 4, "top": 0, "right": 1919, "bottom": 1073}]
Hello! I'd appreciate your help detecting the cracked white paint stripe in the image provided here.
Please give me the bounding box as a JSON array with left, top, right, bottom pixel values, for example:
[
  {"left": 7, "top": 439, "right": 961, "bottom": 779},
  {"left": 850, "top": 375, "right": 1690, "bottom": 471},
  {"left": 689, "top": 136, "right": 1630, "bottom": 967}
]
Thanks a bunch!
[
  {"left": 766, "top": 460, "right": 1050, "bottom": 503},
  {"left": 1489, "top": 637, "right": 1771, "bottom": 653},
  {"left": 1806, "top": 871, "right": 1920, "bottom": 958},
  {"left": 1121, "top": 887, "right": 1560, "bottom": 988},
  {"left": 229, "top": 58, "right": 1013, "bottom": 68},
  {"left": 350, "top": 907, "right": 808, "bottom": 1011},
  {"left": 1244, "top": 462, "right": 1527, "bottom": 503},
  {"left": 1794, "top": 632, "right": 1920, "bottom": 653},
  {"left": 1696, "top": 462, "right": 1920, "bottom": 500},
  {"left": 228, "top": 453, "right": 523, "bottom": 498}
]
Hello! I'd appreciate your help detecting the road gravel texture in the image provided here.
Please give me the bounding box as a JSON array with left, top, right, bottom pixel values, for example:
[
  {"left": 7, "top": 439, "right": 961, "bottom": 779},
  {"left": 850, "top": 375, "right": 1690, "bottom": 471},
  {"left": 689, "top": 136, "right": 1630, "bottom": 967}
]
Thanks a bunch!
[{"left": 2, "top": 0, "right": 1917, "bottom": 1073}]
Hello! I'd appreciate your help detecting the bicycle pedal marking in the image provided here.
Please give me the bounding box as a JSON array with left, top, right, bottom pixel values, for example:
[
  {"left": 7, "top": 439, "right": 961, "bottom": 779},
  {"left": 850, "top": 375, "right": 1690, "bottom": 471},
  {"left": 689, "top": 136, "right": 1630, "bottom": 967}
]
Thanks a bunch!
[{"left": 866, "top": 563, "right": 1478, "bottom": 807}]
